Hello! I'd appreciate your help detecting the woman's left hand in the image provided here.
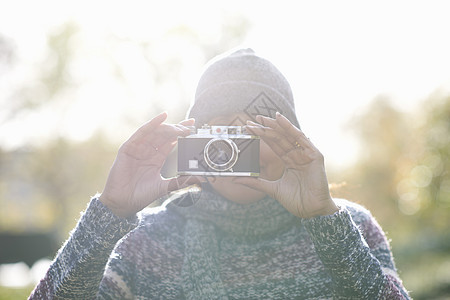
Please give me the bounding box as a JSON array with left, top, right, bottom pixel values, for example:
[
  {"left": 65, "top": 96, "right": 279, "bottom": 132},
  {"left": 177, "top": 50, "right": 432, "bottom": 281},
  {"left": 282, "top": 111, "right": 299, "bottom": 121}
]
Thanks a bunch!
[{"left": 233, "top": 112, "right": 338, "bottom": 219}]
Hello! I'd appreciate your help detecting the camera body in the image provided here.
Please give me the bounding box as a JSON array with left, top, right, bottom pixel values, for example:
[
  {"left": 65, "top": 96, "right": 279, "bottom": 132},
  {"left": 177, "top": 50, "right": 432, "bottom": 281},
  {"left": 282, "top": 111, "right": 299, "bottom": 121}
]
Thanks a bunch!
[{"left": 177, "top": 125, "right": 260, "bottom": 177}]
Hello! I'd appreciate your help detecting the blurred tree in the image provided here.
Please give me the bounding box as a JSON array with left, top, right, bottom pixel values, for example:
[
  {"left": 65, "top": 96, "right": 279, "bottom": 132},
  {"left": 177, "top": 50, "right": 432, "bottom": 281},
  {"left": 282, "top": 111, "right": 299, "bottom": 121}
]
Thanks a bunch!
[
  {"left": 0, "top": 12, "right": 252, "bottom": 297},
  {"left": 331, "top": 93, "right": 450, "bottom": 299},
  {"left": 408, "top": 94, "right": 450, "bottom": 230},
  {"left": 331, "top": 96, "right": 413, "bottom": 226},
  {"left": 2, "top": 22, "right": 79, "bottom": 124},
  {"left": 0, "top": 133, "right": 117, "bottom": 238},
  {"left": 0, "top": 34, "right": 16, "bottom": 75},
  {"left": 1, "top": 11, "right": 449, "bottom": 297},
  {"left": 0, "top": 14, "right": 251, "bottom": 238},
  {"left": 128, "top": 16, "right": 251, "bottom": 123},
  {"left": 395, "top": 93, "right": 450, "bottom": 299}
]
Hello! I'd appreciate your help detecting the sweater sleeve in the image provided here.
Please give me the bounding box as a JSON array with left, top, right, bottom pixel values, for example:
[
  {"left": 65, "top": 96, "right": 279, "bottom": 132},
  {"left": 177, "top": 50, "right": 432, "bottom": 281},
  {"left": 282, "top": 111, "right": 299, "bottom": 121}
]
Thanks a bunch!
[
  {"left": 28, "top": 197, "right": 138, "bottom": 299},
  {"left": 302, "top": 200, "right": 410, "bottom": 299}
]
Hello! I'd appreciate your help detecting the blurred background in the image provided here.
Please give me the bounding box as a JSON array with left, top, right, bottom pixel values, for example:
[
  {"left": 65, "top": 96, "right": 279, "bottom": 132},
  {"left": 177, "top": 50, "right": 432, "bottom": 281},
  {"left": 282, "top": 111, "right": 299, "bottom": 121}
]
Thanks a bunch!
[{"left": 0, "top": 0, "right": 449, "bottom": 298}]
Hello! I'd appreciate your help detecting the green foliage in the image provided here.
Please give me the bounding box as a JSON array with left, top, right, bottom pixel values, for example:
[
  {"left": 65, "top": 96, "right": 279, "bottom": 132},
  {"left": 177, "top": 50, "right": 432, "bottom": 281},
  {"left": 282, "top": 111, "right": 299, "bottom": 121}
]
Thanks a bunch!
[
  {"left": 2, "top": 23, "right": 80, "bottom": 123},
  {"left": 0, "top": 133, "right": 117, "bottom": 238},
  {"left": 1, "top": 13, "right": 449, "bottom": 298},
  {"left": 0, "top": 285, "right": 33, "bottom": 300},
  {"left": 330, "top": 93, "right": 450, "bottom": 299}
]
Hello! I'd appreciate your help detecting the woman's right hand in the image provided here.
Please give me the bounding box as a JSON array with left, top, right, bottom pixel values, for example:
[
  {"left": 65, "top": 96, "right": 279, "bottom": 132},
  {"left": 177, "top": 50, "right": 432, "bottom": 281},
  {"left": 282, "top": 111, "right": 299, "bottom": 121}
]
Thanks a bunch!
[{"left": 99, "top": 112, "right": 203, "bottom": 218}]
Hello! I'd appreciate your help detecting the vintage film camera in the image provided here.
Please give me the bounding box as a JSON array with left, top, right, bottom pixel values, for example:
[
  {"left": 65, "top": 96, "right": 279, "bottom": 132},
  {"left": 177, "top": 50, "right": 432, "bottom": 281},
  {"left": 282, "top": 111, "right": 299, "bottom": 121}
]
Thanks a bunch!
[{"left": 177, "top": 125, "right": 260, "bottom": 177}]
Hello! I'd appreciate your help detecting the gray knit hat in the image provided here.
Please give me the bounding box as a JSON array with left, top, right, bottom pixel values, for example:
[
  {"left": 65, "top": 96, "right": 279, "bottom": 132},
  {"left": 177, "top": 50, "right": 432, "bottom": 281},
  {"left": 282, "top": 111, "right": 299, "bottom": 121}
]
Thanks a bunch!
[{"left": 187, "top": 48, "right": 300, "bottom": 128}]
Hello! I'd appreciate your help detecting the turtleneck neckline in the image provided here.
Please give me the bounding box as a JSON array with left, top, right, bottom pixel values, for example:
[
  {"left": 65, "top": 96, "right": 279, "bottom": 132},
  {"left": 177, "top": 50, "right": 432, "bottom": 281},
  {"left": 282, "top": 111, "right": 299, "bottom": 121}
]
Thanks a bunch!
[{"left": 167, "top": 184, "right": 298, "bottom": 240}]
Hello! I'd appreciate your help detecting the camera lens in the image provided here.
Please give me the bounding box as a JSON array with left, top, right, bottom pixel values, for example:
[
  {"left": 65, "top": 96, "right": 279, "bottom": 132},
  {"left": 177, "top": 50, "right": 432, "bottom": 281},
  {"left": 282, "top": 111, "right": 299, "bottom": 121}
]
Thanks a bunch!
[
  {"left": 213, "top": 140, "right": 233, "bottom": 164},
  {"left": 204, "top": 138, "right": 239, "bottom": 171}
]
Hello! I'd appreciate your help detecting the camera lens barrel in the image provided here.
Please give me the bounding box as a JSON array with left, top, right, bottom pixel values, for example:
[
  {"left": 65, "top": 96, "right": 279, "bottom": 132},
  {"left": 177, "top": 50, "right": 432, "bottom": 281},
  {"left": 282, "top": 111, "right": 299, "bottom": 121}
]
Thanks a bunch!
[{"left": 204, "top": 138, "right": 239, "bottom": 171}]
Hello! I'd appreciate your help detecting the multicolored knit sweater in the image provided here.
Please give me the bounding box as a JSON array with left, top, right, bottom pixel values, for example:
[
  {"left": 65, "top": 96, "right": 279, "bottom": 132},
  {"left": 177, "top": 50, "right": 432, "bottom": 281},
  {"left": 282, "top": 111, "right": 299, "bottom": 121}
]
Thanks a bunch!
[{"left": 29, "top": 186, "right": 410, "bottom": 299}]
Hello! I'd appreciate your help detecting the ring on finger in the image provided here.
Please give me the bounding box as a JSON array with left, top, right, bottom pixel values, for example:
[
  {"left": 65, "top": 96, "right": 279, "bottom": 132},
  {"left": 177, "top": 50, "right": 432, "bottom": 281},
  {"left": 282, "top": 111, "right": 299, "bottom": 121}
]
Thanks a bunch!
[{"left": 293, "top": 141, "right": 305, "bottom": 151}]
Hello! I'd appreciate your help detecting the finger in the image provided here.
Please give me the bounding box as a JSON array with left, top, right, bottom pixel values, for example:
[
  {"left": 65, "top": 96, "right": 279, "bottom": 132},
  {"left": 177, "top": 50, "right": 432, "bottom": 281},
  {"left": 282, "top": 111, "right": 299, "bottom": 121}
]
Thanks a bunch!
[
  {"left": 130, "top": 113, "right": 193, "bottom": 148},
  {"left": 255, "top": 115, "right": 280, "bottom": 130},
  {"left": 255, "top": 115, "right": 299, "bottom": 143},
  {"left": 179, "top": 118, "right": 195, "bottom": 126},
  {"left": 275, "top": 112, "right": 311, "bottom": 148},
  {"left": 143, "top": 123, "right": 192, "bottom": 149},
  {"left": 174, "top": 123, "right": 194, "bottom": 134},
  {"left": 246, "top": 124, "right": 308, "bottom": 168},
  {"left": 245, "top": 125, "right": 286, "bottom": 156},
  {"left": 166, "top": 176, "right": 207, "bottom": 193},
  {"left": 253, "top": 116, "right": 302, "bottom": 148},
  {"left": 152, "top": 140, "right": 177, "bottom": 161},
  {"left": 246, "top": 121, "right": 282, "bottom": 141},
  {"left": 152, "top": 122, "right": 195, "bottom": 159},
  {"left": 232, "top": 177, "right": 276, "bottom": 198},
  {"left": 246, "top": 123, "right": 294, "bottom": 155},
  {"left": 130, "top": 112, "right": 168, "bottom": 143}
]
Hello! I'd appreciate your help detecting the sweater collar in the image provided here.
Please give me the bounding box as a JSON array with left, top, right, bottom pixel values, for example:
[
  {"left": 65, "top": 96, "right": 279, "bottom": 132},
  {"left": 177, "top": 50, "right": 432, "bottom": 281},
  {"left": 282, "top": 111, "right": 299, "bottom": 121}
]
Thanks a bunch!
[{"left": 167, "top": 183, "right": 298, "bottom": 240}]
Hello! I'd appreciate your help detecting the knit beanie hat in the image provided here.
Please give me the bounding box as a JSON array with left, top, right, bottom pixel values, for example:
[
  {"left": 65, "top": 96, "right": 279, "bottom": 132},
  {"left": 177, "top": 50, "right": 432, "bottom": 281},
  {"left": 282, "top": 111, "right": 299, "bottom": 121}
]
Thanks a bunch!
[{"left": 187, "top": 48, "right": 300, "bottom": 128}]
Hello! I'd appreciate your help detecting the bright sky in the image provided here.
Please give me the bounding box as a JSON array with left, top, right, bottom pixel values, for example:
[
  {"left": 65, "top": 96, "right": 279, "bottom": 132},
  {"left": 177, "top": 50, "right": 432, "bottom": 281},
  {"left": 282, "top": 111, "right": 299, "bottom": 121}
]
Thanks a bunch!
[{"left": 1, "top": 0, "right": 450, "bottom": 169}]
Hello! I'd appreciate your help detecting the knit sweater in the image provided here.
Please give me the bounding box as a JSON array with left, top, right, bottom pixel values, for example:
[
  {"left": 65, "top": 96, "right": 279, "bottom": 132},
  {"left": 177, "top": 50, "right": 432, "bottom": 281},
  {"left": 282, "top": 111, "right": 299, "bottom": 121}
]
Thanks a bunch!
[{"left": 29, "top": 187, "right": 410, "bottom": 299}]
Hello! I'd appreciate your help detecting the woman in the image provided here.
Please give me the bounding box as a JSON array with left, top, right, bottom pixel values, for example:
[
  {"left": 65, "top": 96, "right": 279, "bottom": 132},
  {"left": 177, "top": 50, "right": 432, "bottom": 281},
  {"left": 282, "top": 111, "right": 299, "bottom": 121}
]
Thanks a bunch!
[{"left": 30, "top": 49, "right": 410, "bottom": 299}]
